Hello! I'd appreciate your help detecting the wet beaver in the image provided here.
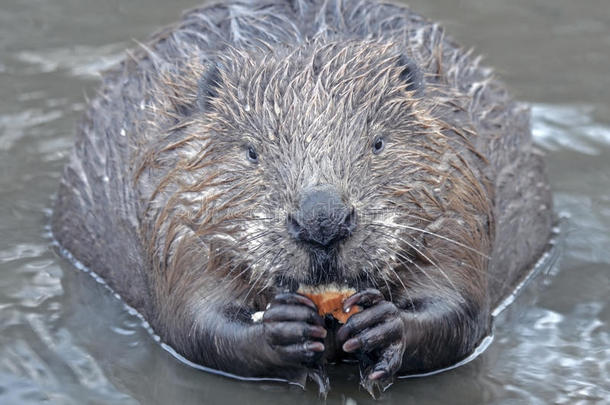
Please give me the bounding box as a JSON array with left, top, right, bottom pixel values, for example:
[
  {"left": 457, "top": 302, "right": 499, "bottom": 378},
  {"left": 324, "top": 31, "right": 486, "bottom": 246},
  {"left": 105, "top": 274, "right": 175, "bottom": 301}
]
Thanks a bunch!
[{"left": 52, "top": 0, "right": 553, "bottom": 394}]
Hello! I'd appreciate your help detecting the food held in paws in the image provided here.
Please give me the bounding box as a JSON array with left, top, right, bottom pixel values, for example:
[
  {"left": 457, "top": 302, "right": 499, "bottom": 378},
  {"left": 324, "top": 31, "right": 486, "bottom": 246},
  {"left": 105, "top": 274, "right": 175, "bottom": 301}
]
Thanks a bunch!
[{"left": 297, "top": 285, "right": 361, "bottom": 324}]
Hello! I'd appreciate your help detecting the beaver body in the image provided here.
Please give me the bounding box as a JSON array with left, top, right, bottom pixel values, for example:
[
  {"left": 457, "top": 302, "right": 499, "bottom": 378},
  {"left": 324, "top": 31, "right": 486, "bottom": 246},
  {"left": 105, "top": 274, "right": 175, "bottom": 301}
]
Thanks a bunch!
[{"left": 52, "top": 0, "right": 553, "bottom": 393}]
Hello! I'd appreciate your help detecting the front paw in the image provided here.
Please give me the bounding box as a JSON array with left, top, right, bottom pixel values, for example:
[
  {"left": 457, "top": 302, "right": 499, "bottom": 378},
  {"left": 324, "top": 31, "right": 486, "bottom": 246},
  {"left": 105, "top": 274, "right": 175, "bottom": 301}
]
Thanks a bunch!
[
  {"left": 336, "top": 289, "right": 406, "bottom": 391},
  {"left": 261, "top": 292, "right": 327, "bottom": 368}
]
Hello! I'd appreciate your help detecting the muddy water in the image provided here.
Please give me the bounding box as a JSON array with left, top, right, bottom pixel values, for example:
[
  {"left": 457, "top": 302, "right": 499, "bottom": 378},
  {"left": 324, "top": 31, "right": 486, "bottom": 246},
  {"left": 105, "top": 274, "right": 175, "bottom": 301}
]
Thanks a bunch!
[{"left": 0, "top": 0, "right": 608, "bottom": 403}]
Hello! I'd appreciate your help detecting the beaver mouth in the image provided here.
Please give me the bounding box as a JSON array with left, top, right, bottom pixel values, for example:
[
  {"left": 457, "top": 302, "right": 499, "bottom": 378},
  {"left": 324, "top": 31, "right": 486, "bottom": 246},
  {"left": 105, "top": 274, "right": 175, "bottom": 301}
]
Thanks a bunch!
[
  {"left": 274, "top": 247, "right": 371, "bottom": 294},
  {"left": 306, "top": 245, "right": 343, "bottom": 283}
]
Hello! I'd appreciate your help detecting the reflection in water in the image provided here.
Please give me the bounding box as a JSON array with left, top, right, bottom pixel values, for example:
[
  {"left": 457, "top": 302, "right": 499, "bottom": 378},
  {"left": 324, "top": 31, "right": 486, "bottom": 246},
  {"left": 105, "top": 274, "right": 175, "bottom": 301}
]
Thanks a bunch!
[{"left": 0, "top": 0, "right": 608, "bottom": 403}]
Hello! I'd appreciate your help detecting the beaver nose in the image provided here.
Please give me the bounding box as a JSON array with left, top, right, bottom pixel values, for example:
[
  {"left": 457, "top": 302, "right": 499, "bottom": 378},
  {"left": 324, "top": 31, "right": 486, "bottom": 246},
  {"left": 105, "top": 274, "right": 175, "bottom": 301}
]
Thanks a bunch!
[{"left": 287, "top": 185, "right": 357, "bottom": 247}]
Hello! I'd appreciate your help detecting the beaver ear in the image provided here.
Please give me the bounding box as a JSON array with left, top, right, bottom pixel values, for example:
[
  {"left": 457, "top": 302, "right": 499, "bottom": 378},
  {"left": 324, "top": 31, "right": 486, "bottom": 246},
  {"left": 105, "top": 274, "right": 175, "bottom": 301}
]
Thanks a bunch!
[
  {"left": 397, "top": 54, "right": 424, "bottom": 96},
  {"left": 197, "top": 62, "right": 222, "bottom": 112}
]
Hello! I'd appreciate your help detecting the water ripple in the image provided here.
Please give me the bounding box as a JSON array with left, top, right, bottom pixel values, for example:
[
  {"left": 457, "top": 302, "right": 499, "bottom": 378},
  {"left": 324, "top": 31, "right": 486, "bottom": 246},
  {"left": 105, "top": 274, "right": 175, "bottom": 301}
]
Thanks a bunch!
[
  {"left": 14, "top": 43, "right": 126, "bottom": 78},
  {"left": 532, "top": 103, "right": 610, "bottom": 154}
]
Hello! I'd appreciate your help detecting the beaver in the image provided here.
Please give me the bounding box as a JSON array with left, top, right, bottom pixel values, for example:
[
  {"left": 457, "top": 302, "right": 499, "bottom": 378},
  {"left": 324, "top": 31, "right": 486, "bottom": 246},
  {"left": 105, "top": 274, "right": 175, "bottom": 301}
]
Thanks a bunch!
[{"left": 52, "top": 0, "right": 553, "bottom": 395}]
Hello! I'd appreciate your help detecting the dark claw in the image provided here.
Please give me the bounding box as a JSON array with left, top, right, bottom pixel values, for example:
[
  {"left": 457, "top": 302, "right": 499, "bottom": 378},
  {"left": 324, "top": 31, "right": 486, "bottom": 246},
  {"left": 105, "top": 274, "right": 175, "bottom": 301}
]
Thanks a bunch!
[
  {"left": 276, "top": 341, "right": 325, "bottom": 365},
  {"left": 335, "top": 290, "right": 406, "bottom": 390},
  {"left": 360, "top": 372, "right": 394, "bottom": 399},
  {"left": 342, "top": 288, "right": 384, "bottom": 311},
  {"left": 267, "top": 322, "right": 327, "bottom": 345},
  {"left": 306, "top": 342, "right": 325, "bottom": 352},
  {"left": 343, "top": 337, "right": 361, "bottom": 353},
  {"left": 336, "top": 323, "right": 352, "bottom": 344},
  {"left": 272, "top": 292, "right": 317, "bottom": 310},
  {"left": 368, "top": 370, "right": 388, "bottom": 381},
  {"left": 263, "top": 303, "right": 324, "bottom": 326},
  {"left": 308, "top": 326, "right": 327, "bottom": 339},
  {"left": 337, "top": 300, "right": 398, "bottom": 343},
  {"left": 342, "top": 318, "right": 402, "bottom": 353},
  {"left": 261, "top": 293, "right": 327, "bottom": 368},
  {"left": 363, "top": 343, "right": 404, "bottom": 383}
]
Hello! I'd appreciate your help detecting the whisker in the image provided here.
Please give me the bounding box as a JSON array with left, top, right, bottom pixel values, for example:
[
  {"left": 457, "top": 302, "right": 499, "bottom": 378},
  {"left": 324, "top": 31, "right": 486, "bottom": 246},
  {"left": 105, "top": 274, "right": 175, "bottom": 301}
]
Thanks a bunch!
[
  {"left": 226, "top": 216, "right": 276, "bottom": 223},
  {"left": 239, "top": 248, "right": 284, "bottom": 309},
  {"left": 217, "top": 241, "right": 274, "bottom": 287},
  {"left": 377, "top": 241, "right": 445, "bottom": 293},
  {"left": 372, "top": 221, "right": 490, "bottom": 259},
  {"left": 419, "top": 246, "right": 505, "bottom": 284},
  {"left": 368, "top": 227, "right": 463, "bottom": 301},
  {"left": 207, "top": 229, "right": 272, "bottom": 262},
  {"left": 361, "top": 209, "right": 433, "bottom": 225},
  {"left": 367, "top": 227, "right": 443, "bottom": 289},
  {"left": 369, "top": 223, "right": 495, "bottom": 281},
  {"left": 360, "top": 246, "right": 403, "bottom": 306},
  {"left": 220, "top": 249, "right": 277, "bottom": 322},
  {"left": 371, "top": 256, "right": 394, "bottom": 302}
]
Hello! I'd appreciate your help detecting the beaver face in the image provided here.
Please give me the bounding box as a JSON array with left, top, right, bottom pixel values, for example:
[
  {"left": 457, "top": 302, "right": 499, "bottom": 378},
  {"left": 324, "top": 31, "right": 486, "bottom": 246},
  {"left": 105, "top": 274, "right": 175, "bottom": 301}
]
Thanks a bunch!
[{"left": 147, "top": 39, "right": 493, "bottom": 303}]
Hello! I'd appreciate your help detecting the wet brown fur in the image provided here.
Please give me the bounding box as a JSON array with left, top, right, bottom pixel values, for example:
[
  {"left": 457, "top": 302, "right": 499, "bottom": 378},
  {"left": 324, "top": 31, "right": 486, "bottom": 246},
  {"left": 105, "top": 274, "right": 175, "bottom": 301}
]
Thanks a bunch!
[{"left": 52, "top": 0, "right": 553, "bottom": 393}]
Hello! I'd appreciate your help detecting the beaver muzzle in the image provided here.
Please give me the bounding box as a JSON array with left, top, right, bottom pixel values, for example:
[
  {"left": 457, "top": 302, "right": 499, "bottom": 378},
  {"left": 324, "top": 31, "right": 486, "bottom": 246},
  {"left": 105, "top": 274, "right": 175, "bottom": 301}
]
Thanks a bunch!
[{"left": 287, "top": 184, "right": 357, "bottom": 247}]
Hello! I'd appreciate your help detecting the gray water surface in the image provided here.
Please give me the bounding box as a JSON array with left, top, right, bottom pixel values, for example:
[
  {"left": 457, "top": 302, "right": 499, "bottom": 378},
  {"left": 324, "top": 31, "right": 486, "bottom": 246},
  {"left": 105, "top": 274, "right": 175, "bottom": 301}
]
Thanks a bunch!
[{"left": 1, "top": 0, "right": 609, "bottom": 404}]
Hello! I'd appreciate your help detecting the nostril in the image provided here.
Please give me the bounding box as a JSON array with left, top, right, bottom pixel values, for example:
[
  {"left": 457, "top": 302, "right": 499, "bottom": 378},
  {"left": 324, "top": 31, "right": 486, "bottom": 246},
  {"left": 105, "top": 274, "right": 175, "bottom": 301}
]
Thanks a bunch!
[
  {"left": 286, "top": 213, "right": 305, "bottom": 240},
  {"left": 287, "top": 206, "right": 357, "bottom": 246},
  {"left": 343, "top": 206, "right": 357, "bottom": 234}
]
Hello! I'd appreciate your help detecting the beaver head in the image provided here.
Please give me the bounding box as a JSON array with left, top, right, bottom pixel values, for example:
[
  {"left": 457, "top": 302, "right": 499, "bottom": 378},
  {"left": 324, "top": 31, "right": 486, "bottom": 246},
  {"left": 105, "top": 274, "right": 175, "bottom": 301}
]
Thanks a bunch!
[{"left": 141, "top": 39, "right": 493, "bottom": 309}]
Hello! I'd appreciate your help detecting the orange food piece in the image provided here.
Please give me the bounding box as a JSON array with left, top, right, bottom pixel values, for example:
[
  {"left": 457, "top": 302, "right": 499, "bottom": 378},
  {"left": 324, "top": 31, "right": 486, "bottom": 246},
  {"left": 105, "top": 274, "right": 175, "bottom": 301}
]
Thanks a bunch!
[{"left": 298, "top": 288, "right": 360, "bottom": 324}]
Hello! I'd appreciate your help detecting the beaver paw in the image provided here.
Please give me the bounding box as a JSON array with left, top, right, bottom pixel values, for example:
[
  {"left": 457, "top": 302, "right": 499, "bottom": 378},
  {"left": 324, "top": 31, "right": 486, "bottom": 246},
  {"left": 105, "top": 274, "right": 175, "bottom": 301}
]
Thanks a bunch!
[
  {"left": 261, "top": 292, "right": 327, "bottom": 368},
  {"left": 336, "top": 289, "right": 406, "bottom": 395}
]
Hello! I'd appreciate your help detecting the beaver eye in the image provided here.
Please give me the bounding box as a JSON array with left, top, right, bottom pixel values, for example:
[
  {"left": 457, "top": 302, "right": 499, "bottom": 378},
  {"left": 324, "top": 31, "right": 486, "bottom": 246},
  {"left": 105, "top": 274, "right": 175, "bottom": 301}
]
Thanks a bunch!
[
  {"left": 372, "top": 137, "right": 385, "bottom": 154},
  {"left": 247, "top": 146, "right": 259, "bottom": 163}
]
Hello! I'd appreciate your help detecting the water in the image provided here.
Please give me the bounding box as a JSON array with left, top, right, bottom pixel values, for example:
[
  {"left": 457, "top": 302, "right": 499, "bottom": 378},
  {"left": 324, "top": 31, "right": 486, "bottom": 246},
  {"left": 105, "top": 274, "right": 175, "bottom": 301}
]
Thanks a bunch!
[{"left": 1, "top": 0, "right": 608, "bottom": 403}]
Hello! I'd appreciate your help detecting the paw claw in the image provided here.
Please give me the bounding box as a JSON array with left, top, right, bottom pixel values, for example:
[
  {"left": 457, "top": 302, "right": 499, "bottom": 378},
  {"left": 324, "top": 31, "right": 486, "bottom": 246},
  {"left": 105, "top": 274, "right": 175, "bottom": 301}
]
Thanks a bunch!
[
  {"left": 306, "top": 342, "right": 325, "bottom": 352},
  {"left": 307, "top": 326, "right": 327, "bottom": 339},
  {"left": 342, "top": 288, "right": 384, "bottom": 311},
  {"left": 342, "top": 337, "right": 361, "bottom": 353},
  {"left": 260, "top": 293, "right": 328, "bottom": 368},
  {"left": 273, "top": 292, "right": 317, "bottom": 310},
  {"left": 368, "top": 369, "right": 387, "bottom": 381}
]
